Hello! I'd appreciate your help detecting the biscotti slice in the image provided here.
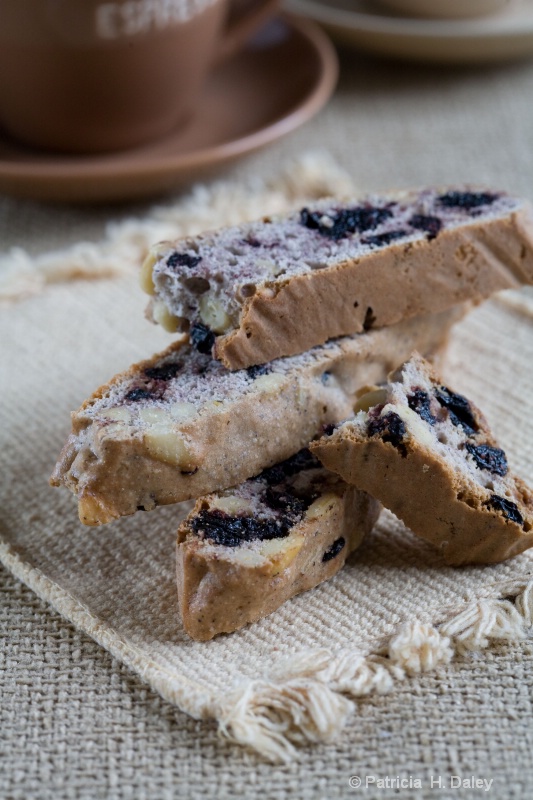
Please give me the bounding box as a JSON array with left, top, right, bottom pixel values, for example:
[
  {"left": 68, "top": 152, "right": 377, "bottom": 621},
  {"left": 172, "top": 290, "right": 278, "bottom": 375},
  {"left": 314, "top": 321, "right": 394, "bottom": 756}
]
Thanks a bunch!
[
  {"left": 176, "top": 448, "right": 380, "bottom": 640},
  {"left": 50, "top": 306, "right": 463, "bottom": 526},
  {"left": 311, "top": 353, "right": 533, "bottom": 566},
  {"left": 141, "top": 187, "right": 533, "bottom": 369}
]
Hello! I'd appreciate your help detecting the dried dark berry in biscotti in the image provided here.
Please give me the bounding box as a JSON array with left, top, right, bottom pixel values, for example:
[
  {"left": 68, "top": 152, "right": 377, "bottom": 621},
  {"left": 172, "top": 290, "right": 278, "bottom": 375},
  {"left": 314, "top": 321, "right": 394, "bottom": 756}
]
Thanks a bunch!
[
  {"left": 465, "top": 443, "right": 508, "bottom": 476},
  {"left": 299, "top": 207, "right": 322, "bottom": 231},
  {"left": 363, "top": 307, "right": 376, "bottom": 331},
  {"left": 367, "top": 411, "right": 407, "bottom": 452},
  {"left": 244, "top": 236, "right": 262, "bottom": 248},
  {"left": 191, "top": 509, "right": 291, "bottom": 547},
  {"left": 167, "top": 252, "right": 202, "bottom": 269},
  {"left": 258, "top": 448, "right": 320, "bottom": 485},
  {"left": 144, "top": 362, "right": 182, "bottom": 381},
  {"left": 299, "top": 205, "right": 393, "bottom": 240},
  {"left": 256, "top": 463, "right": 286, "bottom": 486},
  {"left": 322, "top": 537, "right": 346, "bottom": 562},
  {"left": 278, "top": 448, "right": 321, "bottom": 477},
  {"left": 263, "top": 487, "right": 307, "bottom": 518},
  {"left": 437, "top": 191, "right": 498, "bottom": 211},
  {"left": 409, "top": 214, "right": 442, "bottom": 240},
  {"left": 362, "top": 230, "right": 407, "bottom": 247},
  {"left": 435, "top": 386, "right": 478, "bottom": 435},
  {"left": 408, "top": 389, "right": 436, "bottom": 424},
  {"left": 190, "top": 322, "right": 215, "bottom": 355},
  {"left": 124, "top": 387, "right": 154, "bottom": 402},
  {"left": 246, "top": 364, "right": 270, "bottom": 380},
  {"left": 485, "top": 494, "right": 524, "bottom": 525},
  {"left": 323, "top": 423, "right": 337, "bottom": 436},
  {"left": 345, "top": 206, "right": 394, "bottom": 235}
]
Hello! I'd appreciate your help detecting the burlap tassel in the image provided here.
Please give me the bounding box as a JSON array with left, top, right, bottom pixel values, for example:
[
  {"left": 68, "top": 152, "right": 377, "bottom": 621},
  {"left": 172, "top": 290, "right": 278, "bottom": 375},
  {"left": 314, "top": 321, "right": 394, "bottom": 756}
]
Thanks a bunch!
[
  {"left": 388, "top": 622, "right": 453, "bottom": 675},
  {"left": 217, "top": 677, "right": 354, "bottom": 764},
  {"left": 217, "top": 580, "right": 533, "bottom": 762},
  {"left": 324, "top": 651, "right": 404, "bottom": 695},
  {"left": 440, "top": 598, "right": 526, "bottom": 652},
  {"left": 515, "top": 580, "right": 533, "bottom": 627}
]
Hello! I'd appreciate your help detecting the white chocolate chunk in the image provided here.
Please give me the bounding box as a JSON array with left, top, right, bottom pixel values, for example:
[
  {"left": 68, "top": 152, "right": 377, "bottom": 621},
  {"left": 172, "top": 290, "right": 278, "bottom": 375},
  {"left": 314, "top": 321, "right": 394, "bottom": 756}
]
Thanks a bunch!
[
  {"left": 259, "top": 532, "right": 305, "bottom": 572},
  {"left": 151, "top": 300, "right": 183, "bottom": 333},
  {"left": 143, "top": 425, "right": 195, "bottom": 469},
  {"left": 211, "top": 496, "right": 254, "bottom": 515},
  {"left": 251, "top": 373, "right": 286, "bottom": 393},
  {"left": 353, "top": 387, "right": 388, "bottom": 413},
  {"left": 230, "top": 550, "right": 266, "bottom": 568},
  {"left": 198, "top": 294, "right": 231, "bottom": 334},
  {"left": 140, "top": 241, "right": 172, "bottom": 295},
  {"left": 99, "top": 407, "right": 132, "bottom": 423},
  {"left": 305, "top": 492, "right": 339, "bottom": 520}
]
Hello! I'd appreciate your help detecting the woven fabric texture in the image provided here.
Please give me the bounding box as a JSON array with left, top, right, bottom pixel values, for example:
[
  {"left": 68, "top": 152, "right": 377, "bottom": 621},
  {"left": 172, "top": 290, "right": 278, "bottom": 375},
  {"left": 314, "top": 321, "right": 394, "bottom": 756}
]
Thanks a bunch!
[{"left": 2, "top": 155, "right": 533, "bottom": 766}]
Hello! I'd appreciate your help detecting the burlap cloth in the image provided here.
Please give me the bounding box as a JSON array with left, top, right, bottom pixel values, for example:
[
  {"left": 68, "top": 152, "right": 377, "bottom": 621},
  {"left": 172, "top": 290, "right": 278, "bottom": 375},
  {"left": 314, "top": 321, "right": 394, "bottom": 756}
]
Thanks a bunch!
[{"left": 3, "top": 46, "right": 533, "bottom": 799}]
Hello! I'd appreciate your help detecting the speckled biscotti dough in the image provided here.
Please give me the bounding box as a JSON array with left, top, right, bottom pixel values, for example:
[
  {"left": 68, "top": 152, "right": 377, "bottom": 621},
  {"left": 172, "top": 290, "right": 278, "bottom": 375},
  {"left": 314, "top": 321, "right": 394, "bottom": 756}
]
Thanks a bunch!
[
  {"left": 310, "top": 353, "right": 533, "bottom": 566},
  {"left": 140, "top": 187, "right": 533, "bottom": 369},
  {"left": 50, "top": 306, "right": 463, "bottom": 526},
  {"left": 176, "top": 449, "right": 380, "bottom": 640}
]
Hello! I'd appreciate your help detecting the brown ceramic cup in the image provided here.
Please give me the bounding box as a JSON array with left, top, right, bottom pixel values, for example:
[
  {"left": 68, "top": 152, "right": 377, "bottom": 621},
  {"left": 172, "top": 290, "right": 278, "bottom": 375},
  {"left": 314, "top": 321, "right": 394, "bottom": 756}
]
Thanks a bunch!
[{"left": 0, "top": 0, "right": 279, "bottom": 154}]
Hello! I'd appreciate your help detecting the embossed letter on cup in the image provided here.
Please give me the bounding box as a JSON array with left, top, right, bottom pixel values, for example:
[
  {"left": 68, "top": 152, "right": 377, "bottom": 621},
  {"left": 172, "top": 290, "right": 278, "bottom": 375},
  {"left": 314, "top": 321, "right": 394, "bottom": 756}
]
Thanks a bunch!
[{"left": 0, "top": 0, "right": 279, "bottom": 153}]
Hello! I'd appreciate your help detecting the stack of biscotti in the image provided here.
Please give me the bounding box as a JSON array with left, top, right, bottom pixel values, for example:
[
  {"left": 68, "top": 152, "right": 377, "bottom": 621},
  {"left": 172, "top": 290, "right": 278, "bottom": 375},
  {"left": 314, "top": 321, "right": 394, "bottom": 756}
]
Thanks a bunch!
[{"left": 51, "top": 186, "right": 533, "bottom": 639}]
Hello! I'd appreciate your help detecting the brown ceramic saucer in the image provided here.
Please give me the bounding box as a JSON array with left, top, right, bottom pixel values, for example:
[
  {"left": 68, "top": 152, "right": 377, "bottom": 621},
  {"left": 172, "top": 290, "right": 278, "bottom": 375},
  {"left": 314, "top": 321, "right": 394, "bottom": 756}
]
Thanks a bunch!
[{"left": 0, "top": 15, "right": 338, "bottom": 204}]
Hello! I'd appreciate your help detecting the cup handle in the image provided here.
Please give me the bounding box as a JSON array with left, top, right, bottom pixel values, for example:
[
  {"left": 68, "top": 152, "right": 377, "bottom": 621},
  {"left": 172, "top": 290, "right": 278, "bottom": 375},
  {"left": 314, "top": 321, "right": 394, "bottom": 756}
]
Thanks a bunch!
[{"left": 215, "top": 0, "right": 280, "bottom": 63}]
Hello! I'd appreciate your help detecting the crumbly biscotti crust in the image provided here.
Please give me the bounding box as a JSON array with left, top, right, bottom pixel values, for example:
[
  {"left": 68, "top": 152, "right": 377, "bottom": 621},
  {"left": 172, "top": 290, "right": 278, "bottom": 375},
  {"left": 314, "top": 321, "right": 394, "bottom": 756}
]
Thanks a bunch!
[
  {"left": 311, "top": 353, "right": 533, "bottom": 565},
  {"left": 50, "top": 306, "right": 464, "bottom": 526},
  {"left": 176, "top": 449, "right": 380, "bottom": 640},
  {"left": 141, "top": 187, "right": 533, "bottom": 369}
]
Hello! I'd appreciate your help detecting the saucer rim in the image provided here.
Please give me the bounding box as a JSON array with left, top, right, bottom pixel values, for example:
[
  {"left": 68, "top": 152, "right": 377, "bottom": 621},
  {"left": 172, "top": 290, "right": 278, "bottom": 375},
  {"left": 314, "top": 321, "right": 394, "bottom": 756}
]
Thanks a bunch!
[
  {"left": 0, "top": 14, "right": 338, "bottom": 200},
  {"left": 286, "top": 0, "right": 533, "bottom": 62}
]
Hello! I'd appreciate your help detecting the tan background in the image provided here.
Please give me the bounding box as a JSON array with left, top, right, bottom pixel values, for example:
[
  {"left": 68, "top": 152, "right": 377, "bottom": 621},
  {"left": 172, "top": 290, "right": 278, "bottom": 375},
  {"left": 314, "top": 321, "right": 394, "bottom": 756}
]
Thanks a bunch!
[{"left": 2, "top": 31, "right": 533, "bottom": 800}]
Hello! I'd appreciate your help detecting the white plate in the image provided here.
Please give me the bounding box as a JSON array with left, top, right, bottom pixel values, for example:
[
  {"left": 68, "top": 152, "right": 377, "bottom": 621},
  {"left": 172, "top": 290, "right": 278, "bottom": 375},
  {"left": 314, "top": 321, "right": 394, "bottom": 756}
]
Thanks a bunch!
[{"left": 285, "top": 0, "right": 533, "bottom": 63}]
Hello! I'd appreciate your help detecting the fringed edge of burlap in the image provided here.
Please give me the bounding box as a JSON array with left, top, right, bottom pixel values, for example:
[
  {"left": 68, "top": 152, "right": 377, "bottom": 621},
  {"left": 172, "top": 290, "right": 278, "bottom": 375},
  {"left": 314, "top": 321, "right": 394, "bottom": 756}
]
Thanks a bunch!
[{"left": 2, "top": 538, "right": 532, "bottom": 764}]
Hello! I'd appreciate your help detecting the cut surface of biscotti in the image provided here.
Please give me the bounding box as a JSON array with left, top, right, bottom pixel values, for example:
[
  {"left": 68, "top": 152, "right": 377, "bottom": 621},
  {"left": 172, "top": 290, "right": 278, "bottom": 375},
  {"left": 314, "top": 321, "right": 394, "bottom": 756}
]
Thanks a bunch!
[
  {"left": 50, "top": 306, "right": 464, "bottom": 526},
  {"left": 311, "top": 353, "right": 533, "bottom": 565},
  {"left": 176, "top": 448, "right": 381, "bottom": 640},
  {"left": 141, "top": 187, "right": 533, "bottom": 369}
]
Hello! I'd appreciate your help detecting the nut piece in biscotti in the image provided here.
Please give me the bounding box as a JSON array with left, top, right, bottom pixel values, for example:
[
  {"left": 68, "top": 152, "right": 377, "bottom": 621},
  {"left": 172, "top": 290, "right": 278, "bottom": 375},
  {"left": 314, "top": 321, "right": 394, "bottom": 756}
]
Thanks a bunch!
[
  {"left": 176, "top": 448, "right": 381, "bottom": 640},
  {"left": 310, "top": 352, "right": 533, "bottom": 566},
  {"left": 50, "top": 306, "right": 464, "bottom": 526},
  {"left": 141, "top": 187, "right": 533, "bottom": 369}
]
